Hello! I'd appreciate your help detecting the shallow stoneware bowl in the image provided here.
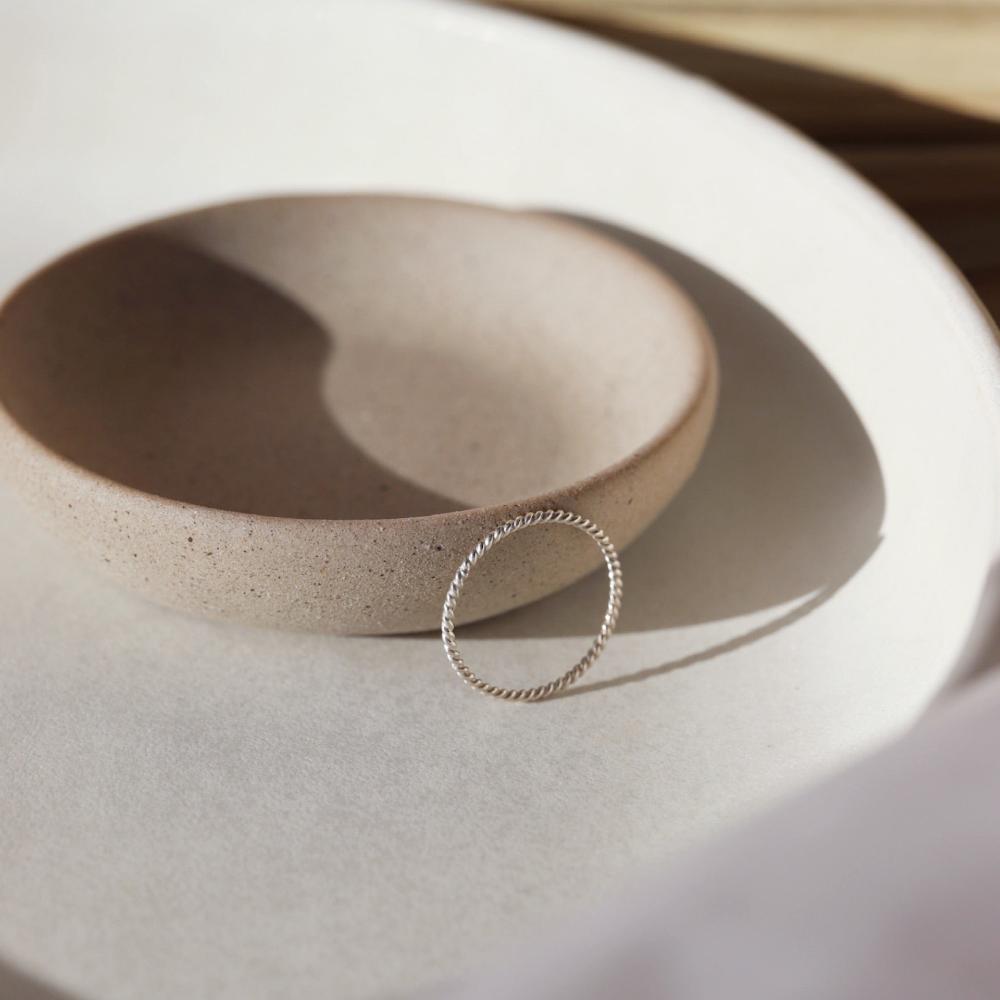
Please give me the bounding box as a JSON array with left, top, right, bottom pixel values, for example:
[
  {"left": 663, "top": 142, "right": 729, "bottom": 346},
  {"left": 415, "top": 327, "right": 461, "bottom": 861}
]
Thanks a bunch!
[{"left": 0, "top": 194, "right": 717, "bottom": 633}]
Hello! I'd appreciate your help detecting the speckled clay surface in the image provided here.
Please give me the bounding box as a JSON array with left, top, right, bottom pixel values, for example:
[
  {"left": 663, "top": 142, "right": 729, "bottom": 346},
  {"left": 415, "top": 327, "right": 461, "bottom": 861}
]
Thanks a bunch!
[{"left": 0, "top": 194, "right": 717, "bottom": 633}]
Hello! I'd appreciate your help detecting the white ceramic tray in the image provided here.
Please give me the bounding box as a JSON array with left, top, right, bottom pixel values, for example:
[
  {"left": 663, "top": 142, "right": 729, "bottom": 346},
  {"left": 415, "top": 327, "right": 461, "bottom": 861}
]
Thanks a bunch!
[{"left": 2, "top": 1, "right": 999, "bottom": 998}]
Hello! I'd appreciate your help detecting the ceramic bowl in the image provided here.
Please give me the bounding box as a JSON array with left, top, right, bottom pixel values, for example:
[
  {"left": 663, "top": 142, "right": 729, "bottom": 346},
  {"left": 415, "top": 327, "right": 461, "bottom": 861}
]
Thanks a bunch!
[{"left": 0, "top": 194, "right": 717, "bottom": 632}]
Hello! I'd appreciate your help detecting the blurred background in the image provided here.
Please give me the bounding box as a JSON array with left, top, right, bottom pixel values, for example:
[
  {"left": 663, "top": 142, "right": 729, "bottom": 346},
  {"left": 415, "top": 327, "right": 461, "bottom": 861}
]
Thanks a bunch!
[{"left": 496, "top": 0, "right": 1000, "bottom": 317}]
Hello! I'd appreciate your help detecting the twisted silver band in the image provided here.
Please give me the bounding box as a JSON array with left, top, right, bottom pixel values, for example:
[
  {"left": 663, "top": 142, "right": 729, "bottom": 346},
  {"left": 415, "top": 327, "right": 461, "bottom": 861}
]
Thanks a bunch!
[{"left": 441, "top": 509, "right": 623, "bottom": 702}]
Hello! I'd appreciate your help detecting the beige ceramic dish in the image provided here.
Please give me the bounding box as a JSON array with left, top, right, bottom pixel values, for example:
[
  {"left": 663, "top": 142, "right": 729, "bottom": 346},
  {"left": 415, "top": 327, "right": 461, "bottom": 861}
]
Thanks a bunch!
[{"left": 0, "top": 194, "right": 717, "bottom": 633}]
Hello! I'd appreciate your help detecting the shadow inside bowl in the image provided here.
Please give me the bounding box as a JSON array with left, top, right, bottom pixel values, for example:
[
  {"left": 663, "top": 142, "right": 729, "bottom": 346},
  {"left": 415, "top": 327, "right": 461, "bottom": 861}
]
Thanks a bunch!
[
  {"left": 463, "top": 217, "right": 886, "bottom": 646},
  {"left": 0, "top": 195, "right": 702, "bottom": 533},
  {"left": 0, "top": 222, "right": 625, "bottom": 521},
  {"left": 0, "top": 231, "right": 472, "bottom": 519}
]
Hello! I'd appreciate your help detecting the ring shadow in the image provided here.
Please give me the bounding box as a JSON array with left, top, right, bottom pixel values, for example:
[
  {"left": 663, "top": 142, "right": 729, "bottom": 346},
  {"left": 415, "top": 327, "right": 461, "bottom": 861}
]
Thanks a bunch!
[
  {"left": 462, "top": 217, "right": 886, "bottom": 696},
  {"left": 0, "top": 957, "right": 78, "bottom": 1000}
]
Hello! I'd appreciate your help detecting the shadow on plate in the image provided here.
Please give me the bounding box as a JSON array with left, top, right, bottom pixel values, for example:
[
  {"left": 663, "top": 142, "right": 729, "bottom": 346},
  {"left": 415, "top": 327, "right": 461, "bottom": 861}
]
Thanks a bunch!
[{"left": 464, "top": 219, "right": 886, "bottom": 665}]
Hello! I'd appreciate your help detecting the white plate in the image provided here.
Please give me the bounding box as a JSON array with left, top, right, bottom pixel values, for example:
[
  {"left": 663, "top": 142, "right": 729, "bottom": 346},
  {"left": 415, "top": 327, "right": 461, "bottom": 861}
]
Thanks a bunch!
[{"left": 2, "top": 1, "right": 999, "bottom": 998}]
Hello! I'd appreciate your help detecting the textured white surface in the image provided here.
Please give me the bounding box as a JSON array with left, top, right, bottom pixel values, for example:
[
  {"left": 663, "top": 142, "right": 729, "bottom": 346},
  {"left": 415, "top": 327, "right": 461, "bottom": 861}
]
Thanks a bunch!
[{"left": 2, "top": 1, "right": 1000, "bottom": 998}]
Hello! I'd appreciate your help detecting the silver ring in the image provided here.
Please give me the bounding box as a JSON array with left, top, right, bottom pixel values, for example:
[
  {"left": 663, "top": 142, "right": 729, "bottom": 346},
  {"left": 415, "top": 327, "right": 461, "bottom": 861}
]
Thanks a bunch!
[{"left": 441, "top": 509, "right": 623, "bottom": 701}]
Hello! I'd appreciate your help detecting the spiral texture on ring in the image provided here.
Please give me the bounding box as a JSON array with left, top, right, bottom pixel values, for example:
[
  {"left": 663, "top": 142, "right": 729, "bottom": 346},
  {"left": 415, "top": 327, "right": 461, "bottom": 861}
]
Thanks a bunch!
[{"left": 440, "top": 509, "right": 623, "bottom": 702}]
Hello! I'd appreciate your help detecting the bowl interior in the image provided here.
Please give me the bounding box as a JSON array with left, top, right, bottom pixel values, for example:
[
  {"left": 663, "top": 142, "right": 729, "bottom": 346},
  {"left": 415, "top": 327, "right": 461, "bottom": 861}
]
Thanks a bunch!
[{"left": 0, "top": 195, "right": 707, "bottom": 519}]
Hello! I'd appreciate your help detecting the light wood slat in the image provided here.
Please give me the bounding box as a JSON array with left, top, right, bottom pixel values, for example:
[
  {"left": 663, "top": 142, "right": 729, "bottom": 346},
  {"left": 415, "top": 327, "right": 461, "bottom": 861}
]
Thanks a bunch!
[
  {"left": 499, "top": 4, "right": 1000, "bottom": 126},
  {"left": 510, "top": 1, "right": 1000, "bottom": 9},
  {"left": 547, "top": 20, "right": 1000, "bottom": 141}
]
